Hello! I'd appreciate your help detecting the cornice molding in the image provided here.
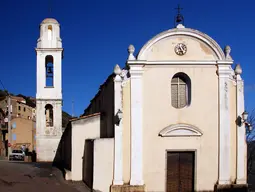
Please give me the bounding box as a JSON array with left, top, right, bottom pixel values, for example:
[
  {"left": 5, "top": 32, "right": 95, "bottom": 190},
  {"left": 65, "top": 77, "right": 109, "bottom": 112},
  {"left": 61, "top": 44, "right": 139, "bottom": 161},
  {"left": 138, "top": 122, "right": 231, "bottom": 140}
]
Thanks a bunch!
[{"left": 127, "top": 60, "right": 233, "bottom": 65}]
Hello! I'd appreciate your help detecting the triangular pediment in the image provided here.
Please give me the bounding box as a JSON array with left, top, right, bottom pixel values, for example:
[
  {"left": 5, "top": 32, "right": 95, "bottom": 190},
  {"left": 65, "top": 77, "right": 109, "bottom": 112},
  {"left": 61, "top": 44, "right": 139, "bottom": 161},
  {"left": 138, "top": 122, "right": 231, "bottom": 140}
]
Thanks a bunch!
[{"left": 159, "top": 123, "right": 203, "bottom": 137}]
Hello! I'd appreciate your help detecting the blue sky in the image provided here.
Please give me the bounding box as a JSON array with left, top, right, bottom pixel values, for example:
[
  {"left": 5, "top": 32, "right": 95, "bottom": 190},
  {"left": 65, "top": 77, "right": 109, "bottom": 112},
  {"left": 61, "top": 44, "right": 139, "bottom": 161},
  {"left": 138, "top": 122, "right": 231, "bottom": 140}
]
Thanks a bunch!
[{"left": 1, "top": 0, "right": 255, "bottom": 116}]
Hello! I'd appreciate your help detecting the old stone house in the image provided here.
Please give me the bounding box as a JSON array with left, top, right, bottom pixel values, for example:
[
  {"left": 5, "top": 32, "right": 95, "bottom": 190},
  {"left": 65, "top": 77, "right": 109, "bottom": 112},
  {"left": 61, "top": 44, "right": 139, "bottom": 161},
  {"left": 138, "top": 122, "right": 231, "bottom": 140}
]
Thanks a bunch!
[{"left": 0, "top": 96, "right": 36, "bottom": 154}]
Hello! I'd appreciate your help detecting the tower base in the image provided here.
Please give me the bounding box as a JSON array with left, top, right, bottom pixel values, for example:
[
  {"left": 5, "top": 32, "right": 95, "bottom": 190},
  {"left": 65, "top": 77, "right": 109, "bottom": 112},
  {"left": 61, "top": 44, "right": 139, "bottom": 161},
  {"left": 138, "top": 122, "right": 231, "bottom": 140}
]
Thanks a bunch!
[{"left": 36, "top": 136, "right": 61, "bottom": 162}]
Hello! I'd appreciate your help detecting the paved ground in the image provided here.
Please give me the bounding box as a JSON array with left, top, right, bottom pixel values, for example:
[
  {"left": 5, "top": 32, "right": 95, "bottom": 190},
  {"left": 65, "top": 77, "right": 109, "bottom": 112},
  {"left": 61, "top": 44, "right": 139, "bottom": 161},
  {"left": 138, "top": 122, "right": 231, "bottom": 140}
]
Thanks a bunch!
[{"left": 0, "top": 160, "right": 90, "bottom": 192}]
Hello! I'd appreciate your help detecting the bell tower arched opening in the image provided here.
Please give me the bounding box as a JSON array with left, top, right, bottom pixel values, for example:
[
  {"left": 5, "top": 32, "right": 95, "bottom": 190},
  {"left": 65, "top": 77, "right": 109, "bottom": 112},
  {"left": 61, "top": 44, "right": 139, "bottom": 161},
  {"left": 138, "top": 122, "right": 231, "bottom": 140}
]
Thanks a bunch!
[
  {"left": 45, "top": 104, "right": 53, "bottom": 127},
  {"left": 48, "top": 25, "right": 52, "bottom": 41},
  {"left": 45, "top": 55, "right": 54, "bottom": 87}
]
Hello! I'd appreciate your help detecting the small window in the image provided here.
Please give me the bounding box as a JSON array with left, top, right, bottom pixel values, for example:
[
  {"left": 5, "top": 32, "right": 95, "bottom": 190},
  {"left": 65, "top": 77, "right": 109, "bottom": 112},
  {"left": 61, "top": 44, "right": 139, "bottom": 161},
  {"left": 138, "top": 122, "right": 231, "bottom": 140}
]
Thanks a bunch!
[
  {"left": 48, "top": 25, "right": 52, "bottom": 41},
  {"left": 12, "top": 122, "right": 16, "bottom": 129},
  {"left": 12, "top": 133, "right": 16, "bottom": 141},
  {"left": 18, "top": 106, "right": 21, "bottom": 111},
  {"left": 24, "top": 107, "right": 26, "bottom": 112},
  {"left": 171, "top": 72, "right": 191, "bottom": 108}
]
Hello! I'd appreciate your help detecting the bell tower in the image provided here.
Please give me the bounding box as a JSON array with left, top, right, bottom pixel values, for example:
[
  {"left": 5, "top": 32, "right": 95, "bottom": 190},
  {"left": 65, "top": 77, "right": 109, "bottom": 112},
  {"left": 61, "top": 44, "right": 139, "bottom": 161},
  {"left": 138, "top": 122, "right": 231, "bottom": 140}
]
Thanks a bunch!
[{"left": 35, "top": 18, "right": 63, "bottom": 162}]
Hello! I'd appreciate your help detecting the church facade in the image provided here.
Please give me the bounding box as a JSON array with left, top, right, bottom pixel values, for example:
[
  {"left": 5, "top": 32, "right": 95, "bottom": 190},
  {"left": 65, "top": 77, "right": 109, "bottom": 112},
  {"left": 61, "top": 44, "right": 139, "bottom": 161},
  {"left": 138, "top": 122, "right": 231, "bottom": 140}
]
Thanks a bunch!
[{"left": 59, "top": 20, "right": 248, "bottom": 192}]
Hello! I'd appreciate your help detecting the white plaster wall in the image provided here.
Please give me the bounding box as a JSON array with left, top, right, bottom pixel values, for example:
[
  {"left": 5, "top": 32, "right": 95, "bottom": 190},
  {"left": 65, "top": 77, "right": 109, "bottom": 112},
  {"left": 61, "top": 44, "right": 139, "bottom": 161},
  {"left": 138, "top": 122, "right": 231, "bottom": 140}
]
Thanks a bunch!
[
  {"left": 36, "top": 100, "right": 45, "bottom": 137},
  {"left": 71, "top": 115, "right": 100, "bottom": 181},
  {"left": 142, "top": 65, "right": 219, "bottom": 191},
  {"left": 36, "top": 136, "right": 61, "bottom": 162},
  {"left": 139, "top": 35, "right": 218, "bottom": 61},
  {"left": 36, "top": 100, "right": 62, "bottom": 161},
  {"left": 93, "top": 138, "right": 114, "bottom": 192},
  {"left": 230, "top": 80, "right": 237, "bottom": 182},
  {"left": 36, "top": 50, "right": 62, "bottom": 100},
  {"left": 37, "top": 21, "right": 62, "bottom": 49},
  {"left": 236, "top": 75, "right": 247, "bottom": 184},
  {"left": 122, "top": 80, "right": 131, "bottom": 184}
]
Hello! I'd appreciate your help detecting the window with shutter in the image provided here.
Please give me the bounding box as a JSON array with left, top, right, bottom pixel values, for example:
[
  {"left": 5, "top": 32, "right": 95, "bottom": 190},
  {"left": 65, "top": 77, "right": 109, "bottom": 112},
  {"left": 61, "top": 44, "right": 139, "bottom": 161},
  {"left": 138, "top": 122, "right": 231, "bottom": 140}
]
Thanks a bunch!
[
  {"left": 171, "top": 73, "right": 191, "bottom": 108},
  {"left": 171, "top": 84, "right": 178, "bottom": 108}
]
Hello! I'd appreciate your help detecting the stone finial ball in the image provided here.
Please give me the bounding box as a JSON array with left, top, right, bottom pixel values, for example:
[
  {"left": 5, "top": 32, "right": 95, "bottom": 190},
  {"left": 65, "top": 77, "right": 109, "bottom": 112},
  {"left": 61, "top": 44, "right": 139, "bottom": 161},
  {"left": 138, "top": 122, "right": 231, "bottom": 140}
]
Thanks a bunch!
[
  {"left": 234, "top": 63, "right": 242, "bottom": 75},
  {"left": 128, "top": 44, "right": 135, "bottom": 54},
  {"left": 114, "top": 64, "right": 122, "bottom": 75},
  {"left": 224, "top": 45, "right": 231, "bottom": 54}
]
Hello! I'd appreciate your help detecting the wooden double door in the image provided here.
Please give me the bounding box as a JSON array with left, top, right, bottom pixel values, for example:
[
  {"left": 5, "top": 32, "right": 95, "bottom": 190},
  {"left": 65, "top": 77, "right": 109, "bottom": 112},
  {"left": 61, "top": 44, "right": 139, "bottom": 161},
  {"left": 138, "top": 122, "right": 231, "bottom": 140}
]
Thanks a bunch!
[{"left": 167, "top": 152, "right": 195, "bottom": 192}]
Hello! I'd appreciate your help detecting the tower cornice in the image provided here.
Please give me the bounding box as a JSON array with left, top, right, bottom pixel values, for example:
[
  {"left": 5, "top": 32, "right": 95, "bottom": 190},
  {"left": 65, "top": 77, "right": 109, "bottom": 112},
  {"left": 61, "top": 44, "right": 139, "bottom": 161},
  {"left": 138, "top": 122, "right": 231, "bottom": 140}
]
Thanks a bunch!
[{"left": 35, "top": 48, "right": 63, "bottom": 51}]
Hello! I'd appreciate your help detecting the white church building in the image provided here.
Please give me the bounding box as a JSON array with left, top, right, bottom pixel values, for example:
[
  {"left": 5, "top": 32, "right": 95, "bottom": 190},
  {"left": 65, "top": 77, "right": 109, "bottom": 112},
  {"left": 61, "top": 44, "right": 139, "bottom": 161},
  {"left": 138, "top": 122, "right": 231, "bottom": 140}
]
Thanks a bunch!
[{"left": 37, "top": 12, "right": 249, "bottom": 192}]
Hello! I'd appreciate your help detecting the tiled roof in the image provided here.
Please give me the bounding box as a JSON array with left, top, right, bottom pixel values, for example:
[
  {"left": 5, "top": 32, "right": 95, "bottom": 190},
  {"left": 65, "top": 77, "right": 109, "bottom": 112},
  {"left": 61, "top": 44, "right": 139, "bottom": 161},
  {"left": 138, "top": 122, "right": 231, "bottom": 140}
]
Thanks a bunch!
[{"left": 70, "top": 113, "right": 100, "bottom": 122}]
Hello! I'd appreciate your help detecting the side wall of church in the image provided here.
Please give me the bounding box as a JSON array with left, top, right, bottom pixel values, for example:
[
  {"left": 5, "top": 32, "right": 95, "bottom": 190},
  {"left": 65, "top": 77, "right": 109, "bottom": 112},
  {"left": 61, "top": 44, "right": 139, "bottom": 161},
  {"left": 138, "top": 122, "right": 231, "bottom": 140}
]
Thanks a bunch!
[
  {"left": 142, "top": 65, "right": 219, "bottom": 191},
  {"left": 83, "top": 75, "right": 115, "bottom": 138},
  {"left": 122, "top": 80, "right": 131, "bottom": 184}
]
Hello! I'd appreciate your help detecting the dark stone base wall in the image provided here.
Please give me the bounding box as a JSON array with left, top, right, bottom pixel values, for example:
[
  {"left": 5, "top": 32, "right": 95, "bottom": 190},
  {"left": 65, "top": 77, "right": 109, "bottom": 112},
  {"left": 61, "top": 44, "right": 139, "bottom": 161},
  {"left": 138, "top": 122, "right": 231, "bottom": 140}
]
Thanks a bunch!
[
  {"left": 214, "top": 184, "right": 248, "bottom": 192},
  {"left": 111, "top": 185, "right": 145, "bottom": 192},
  {"left": 110, "top": 184, "right": 248, "bottom": 192}
]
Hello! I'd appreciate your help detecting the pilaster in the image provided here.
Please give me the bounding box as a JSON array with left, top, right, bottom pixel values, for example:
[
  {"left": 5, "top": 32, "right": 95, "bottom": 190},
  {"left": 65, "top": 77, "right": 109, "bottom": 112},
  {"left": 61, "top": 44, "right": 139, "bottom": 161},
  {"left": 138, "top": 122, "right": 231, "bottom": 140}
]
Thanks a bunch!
[
  {"left": 129, "top": 65, "right": 144, "bottom": 185},
  {"left": 113, "top": 72, "right": 124, "bottom": 185},
  {"left": 236, "top": 74, "right": 247, "bottom": 184},
  {"left": 218, "top": 64, "right": 232, "bottom": 184}
]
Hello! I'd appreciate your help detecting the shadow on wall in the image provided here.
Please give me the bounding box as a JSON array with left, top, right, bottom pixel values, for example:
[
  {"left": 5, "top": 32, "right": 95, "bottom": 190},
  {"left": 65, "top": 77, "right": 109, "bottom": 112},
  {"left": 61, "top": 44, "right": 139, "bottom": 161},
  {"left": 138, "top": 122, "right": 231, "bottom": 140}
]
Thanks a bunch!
[
  {"left": 52, "top": 122, "right": 72, "bottom": 174},
  {"left": 52, "top": 121, "right": 104, "bottom": 192},
  {"left": 100, "top": 112, "right": 107, "bottom": 138},
  {"left": 52, "top": 121, "right": 96, "bottom": 190},
  {"left": 83, "top": 139, "right": 94, "bottom": 188}
]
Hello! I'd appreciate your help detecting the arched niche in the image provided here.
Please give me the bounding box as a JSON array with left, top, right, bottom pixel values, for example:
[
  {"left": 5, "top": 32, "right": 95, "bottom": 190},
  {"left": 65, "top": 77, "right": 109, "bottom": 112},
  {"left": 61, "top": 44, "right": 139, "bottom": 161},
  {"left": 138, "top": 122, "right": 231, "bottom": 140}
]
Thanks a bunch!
[
  {"left": 159, "top": 123, "right": 203, "bottom": 137},
  {"left": 45, "top": 104, "right": 54, "bottom": 127}
]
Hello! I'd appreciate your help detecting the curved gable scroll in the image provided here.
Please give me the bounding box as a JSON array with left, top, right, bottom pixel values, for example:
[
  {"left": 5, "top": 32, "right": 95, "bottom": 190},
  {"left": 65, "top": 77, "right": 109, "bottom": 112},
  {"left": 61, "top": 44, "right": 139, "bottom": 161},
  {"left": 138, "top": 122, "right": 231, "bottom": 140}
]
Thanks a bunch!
[
  {"left": 137, "top": 28, "right": 226, "bottom": 61},
  {"left": 159, "top": 123, "right": 203, "bottom": 137}
]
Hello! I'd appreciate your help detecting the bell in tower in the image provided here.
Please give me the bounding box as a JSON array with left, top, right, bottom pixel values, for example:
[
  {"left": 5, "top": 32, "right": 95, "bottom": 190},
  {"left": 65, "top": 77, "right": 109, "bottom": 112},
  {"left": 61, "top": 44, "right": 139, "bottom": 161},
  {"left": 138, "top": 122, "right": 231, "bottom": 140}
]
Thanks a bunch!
[{"left": 47, "top": 66, "right": 53, "bottom": 76}]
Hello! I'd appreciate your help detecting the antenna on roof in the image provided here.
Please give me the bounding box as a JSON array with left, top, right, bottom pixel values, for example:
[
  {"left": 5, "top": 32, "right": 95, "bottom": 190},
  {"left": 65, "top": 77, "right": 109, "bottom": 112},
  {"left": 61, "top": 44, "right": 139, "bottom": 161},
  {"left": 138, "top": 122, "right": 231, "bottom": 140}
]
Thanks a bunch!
[{"left": 72, "top": 99, "right": 75, "bottom": 117}]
